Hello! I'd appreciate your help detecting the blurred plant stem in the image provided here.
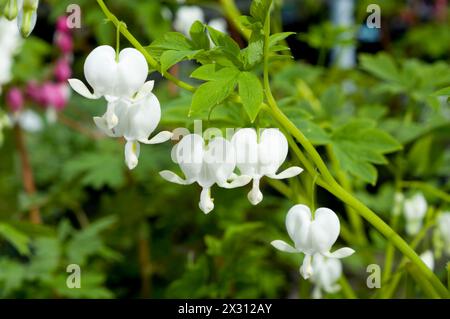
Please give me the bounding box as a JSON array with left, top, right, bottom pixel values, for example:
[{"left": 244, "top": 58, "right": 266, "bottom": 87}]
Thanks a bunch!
[
  {"left": 219, "top": 0, "right": 251, "bottom": 41},
  {"left": 138, "top": 223, "right": 152, "bottom": 298},
  {"left": 96, "top": 0, "right": 450, "bottom": 298},
  {"left": 14, "top": 125, "right": 41, "bottom": 224},
  {"left": 57, "top": 113, "right": 102, "bottom": 140},
  {"left": 339, "top": 275, "right": 357, "bottom": 299}
]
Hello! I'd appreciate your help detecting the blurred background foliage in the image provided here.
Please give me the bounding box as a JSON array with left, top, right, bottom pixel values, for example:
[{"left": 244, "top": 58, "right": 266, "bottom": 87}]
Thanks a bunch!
[{"left": 0, "top": 0, "right": 449, "bottom": 298}]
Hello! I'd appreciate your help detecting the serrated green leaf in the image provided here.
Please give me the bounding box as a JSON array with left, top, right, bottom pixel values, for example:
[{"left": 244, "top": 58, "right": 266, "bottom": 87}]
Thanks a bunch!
[
  {"left": 360, "top": 53, "right": 400, "bottom": 83},
  {"left": 250, "top": 0, "right": 273, "bottom": 23},
  {"left": 331, "top": 120, "right": 402, "bottom": 184},
  {"left": 160, "top": 49, "right": 199, "bottom": 73},
  {"left": 0, "top": 223, "right": 30, "bottom": 256},
  {"left": 238, "top": 72, "right": 264, "bottom": 122},
  {"left": 190, "top": 67, "right": 240, "bottom": 117},
  {"left": 190, "top": 20, "right": 210, "bottom": 50}
]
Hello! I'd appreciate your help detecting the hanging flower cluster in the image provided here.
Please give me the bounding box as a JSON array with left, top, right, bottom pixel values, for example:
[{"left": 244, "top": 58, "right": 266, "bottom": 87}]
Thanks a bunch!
[
  {"left": 69, "top": 45, "right": 172, "bottom": 169},
  {"left": 403, "top": 192, "right": 428, "bottom": 236},
  {"left": 5, "top": 15, "right": 72, "bottom": 130},
  {"left": 271, "top": 204, "right": 354, "bottom": 279},
  {"left": 160, "top": 129, "right": 303, "bottom": 213},
  {"left": 2, "top": 0, "right": 40, "bottom": 37},
  {"left": 309, "top": 254, "right": 343, "bottom": 299}
]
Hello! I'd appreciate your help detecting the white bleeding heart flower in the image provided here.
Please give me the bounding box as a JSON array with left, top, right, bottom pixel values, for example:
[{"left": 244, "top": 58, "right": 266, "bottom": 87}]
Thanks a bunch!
[
  {"left": 420, "top": 250, "right": 434, "bottom": 271},
  {"left": 0, "top": 17, "right": 22, "bottom": 94},
  {"left": 231, "top": 128, "right": 303, "bottom": 205},
  {"left": 403, "top": 193, "right": 427, "bottom": 236},
  {"left": 68, "top": 45, "right": 149, "bottom": 129},
  {"left": 159, "top": 134, "right": 251, "bottom": 214},
  {"left": 271, "top": 204, "right": 354, "bottom": 279},
  {"left": 173, "top": 6, "right": 205, "bottom": 36},
  {"left": 208, "top": 18, "right": 227, "bottom": 34},
  {"left": 310, "top": 254, "right": 342, "bottom": 299},
  {"left": 93, "top": 81, "right": 172, "bottom": 170},
  {"left": 438, "top": 212, "right": 450, "bottom": 254}
]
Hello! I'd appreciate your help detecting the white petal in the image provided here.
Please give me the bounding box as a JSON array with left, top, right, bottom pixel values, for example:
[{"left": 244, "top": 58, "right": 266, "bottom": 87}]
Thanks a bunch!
[
  {"left": 247, "top": 178, "right": 263, "bottom": 205},
  {"left": 116, "top": 48, "right": 149, "bottom": 97},
  {"left": 310, "top": 208, "right": 340, "bottom": 254},
  {"left": 300, "top": 254, "right": 313, "bottom": 279},
  {"left": 68, "top": 79, "right": 99, "bottom": 99},
  {"left": 323, "top": 247, "right": 355, "bottom": 259},
  {"left": 219, "top": 174, "right": 252, "bottom": 189},
  {"left": 285, "top": 204, "right": 312, "bottom": 252},
  {"left": 203, "top": 137, "right": 236, "bottom": 186},
  {"left": 232, "top": 128, "right": 259, "bottom": 176},
  {"left": 420, "top": 250, "right": 434, "bottom": 271},
  {"left": 268, "top": 166, "right": 303, "bottom": 180},
  {"left": 124, "top": 93, "right": 161, "bottom": 141},
  {"left": 124, "top": 140, "right": 140, "bottom": 170},
  {"left": 140, "top": 131, "right": 173, "bottom": 145},
  {"left": 270, "top": 240, "right": 298, "bottom": 253},
  {"left": 199, "top": 187, "right": 214, "bottom": 214},
  {"left": 159, "top": 170, "right": 192, "bottom": 185},
  {"left": 134, "top": 80, "right": 155, "bottom": 100},
  {"left": 84, "top": 46, "right": 118, "bottom": 97},
  {"left": 174, "top": 134, "right": 205, "bottom": 182},
  {"left": 93, "top": 116, "right": 116, "bottom": 137},
  {"left": 105, "top": 101, "right": 119, "bottom": 129},
  {"left": 258, "top": 128, "right": 289, "bottom": 176}
]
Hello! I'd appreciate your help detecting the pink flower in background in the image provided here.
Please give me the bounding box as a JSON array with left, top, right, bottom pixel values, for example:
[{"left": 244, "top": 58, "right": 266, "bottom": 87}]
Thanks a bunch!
[
  {"left": 55, "top": 31, "right": 73, "bottom": 54},
  {"left": 6, "top": 87, "right": 24, "bottom": 112},
  {"left": 54, "top": 58, "right": 72, "bottom": 82},
  {"left": 40, "top": 82, "right": 70, "bottom": 110},
  {"left": 56, "top": 16, "right": 70, "bottom": 33}
]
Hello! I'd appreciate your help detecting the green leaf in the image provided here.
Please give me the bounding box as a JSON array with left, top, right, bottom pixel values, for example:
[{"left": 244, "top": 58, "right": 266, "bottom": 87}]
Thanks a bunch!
[
  {"left": 238, "top": 72, "right": 264, "bottom": 122},
  {"left": 243, "top": 31, "right": 264, "bottom": 69},
  {"left": 0, "top": 223, "right": 30, "bottom": 256},
  {"left": 147, "top": 32, "right": 193, "bottom": 58},
  {"left": 360, "top": 53, "right": 400, "bottom": 83},
  {"left": 269, "top": 32, "right": 295, "bottom": 47},
  {"left": 160, "top": 49, "right": 200, "bottom": 73},
  {"left": 190, "top": 20, "right": 210, "bottom": 50},
  {"left": 190, "top": 67, "right": 240, "bottom": 117},
  {"left": 331, "top": 120, "right": 402, "bottom": 184},
  {"left": 206, "top": 26, "right": 242, "bottom": 67},
  {"left": 250, "top": 0, "right": 273, "bottom": 23},
  {"left": 434, "top": 86, "right": 450, "bottom": 96}
]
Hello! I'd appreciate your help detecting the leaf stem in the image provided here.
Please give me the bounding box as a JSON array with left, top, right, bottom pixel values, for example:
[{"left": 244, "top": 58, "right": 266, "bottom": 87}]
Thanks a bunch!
[{"left": 261, "top": 3, "right": 448, "bottom": 299}]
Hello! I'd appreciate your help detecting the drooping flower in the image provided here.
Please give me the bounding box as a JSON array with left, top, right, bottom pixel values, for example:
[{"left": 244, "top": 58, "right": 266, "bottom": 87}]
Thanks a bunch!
[
  {"left": 173, "top": 6, "right": 205, "bottom": 36},
  {"left": 310, "top": 254, "right": 342, "bottom": 299},
  {"left": 271, "top": 204, "right": 354, "bottom": 279},
  {"left": 437, "top": 212, "right": 450, "bottom": 255},
  {"left": 68, "top": 45, "right": 149, "bottom": 129},
  {"left": 0, "top": 17, "right": 22, "bottom": 94},
  {"left": 231, "top": 128, "right": 303, "bottom": 205},
  {"left": 11, "top": 109, "right": 43, "bottom": 132},
  {"left": 420, "top": 250, "right": 434, "bottom": 271},
  {"left": 160, "top": 134, "right": 251, "bottom": 214},
  {"left": 208, "top": 18, "right": 227, "bottom": 34},
  {"left": 6, "top": 87, "right": 24, "bottom": 112},
  {"left": 93, "top": 81, "right": 172, "bottom": 170},
  {"left": 403, "top": 193, "right": 428, "bottom": 236},
  {"left": 54, "top": 58, "right": 72, "bottom": 82},
  {"left": 4, "top": 0, "right": 40, "bottom": 37}
]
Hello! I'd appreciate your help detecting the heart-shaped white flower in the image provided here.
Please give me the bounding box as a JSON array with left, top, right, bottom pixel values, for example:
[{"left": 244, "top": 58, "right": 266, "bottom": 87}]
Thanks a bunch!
[
  {"left": 403, "top": 193, "right": 427, "bottom": 235},
  {"left": 310, "top": 254, "right": 342, "bottom": 299},
  {"left": 160, "top": 134, "right": 251, "bottom": 214},
  {"left": 232, "top": 128, "right": 303, "bottom": 205},
  {"left": 173, "top": 6, "right": 205, "bottom": 36},
  {"left": 93, "top": 81, "right": 172, "bottom": 170},
  {"left": 68, "top": 45, "right": 149, "bottom": 129},
  {"left": 271, "top": 204, "right": 354, "bottom": 279}
]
